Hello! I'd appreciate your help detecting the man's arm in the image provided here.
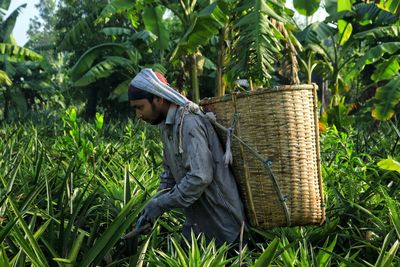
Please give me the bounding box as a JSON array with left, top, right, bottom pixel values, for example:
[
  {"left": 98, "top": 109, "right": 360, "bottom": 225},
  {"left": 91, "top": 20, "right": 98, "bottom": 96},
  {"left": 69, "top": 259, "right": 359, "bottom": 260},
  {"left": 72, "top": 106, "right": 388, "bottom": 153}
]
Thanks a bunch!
[
  {"left": 158, "top": 162, "right": 176, "bottom": 191},
  {"left": 156, "top": 115, "right": 213, "bottom": 209}
]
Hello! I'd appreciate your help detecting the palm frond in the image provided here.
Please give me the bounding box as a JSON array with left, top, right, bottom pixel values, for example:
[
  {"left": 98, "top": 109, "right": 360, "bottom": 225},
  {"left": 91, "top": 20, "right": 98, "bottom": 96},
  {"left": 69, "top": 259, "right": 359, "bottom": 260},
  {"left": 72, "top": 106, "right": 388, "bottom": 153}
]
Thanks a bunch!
[
  {"left": 59, "top": 12, "right": 99, "bottom": 50},
  {"left": 73, "top": 56, "right": 135, "bottom": 87},
  {"left": 143, "top": 6, "right": 170, "bottom": 50},
  {"left": 0, "top": 0, "right": 11, "bottom": 12},
  {"left": 229, "top": 0, "right": 285, "bottom": 83},
  {"left": 0, "top": 43, "right": 42, "bottom": 62},
  {"left": 353, "top": 25, "right": 400, "bottom": 40},
  {"left": 171, "top": 1, "right": 228, "bottom": 60},
  {"left": 0, "top": 69, "right": 11, "bottom": 86},
  {"left": 101, "top": 27, "right": 132, "bottom": 37},
  {"left": 1, "top": 4, "right": 26, "bottom": 42},
  {"left": 97, "top": 0, "right": 138, "bottom": 25},
  {"left": 372, "top": 74, "right": 400, "bottom": 121},
  {"left": 70, "top": 43, "right": 128, "bottom": 81}
]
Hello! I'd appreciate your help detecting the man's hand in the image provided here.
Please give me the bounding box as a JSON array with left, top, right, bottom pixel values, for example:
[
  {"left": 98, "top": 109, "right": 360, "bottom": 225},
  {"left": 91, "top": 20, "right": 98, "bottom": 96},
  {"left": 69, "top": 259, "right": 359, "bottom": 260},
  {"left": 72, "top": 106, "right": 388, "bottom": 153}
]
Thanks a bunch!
[
  {"left": 122, "top": 198, "right": 165, "bottom": 239},
  {"left": 141, "top": 198, "right": 164, "bottom": 223}
]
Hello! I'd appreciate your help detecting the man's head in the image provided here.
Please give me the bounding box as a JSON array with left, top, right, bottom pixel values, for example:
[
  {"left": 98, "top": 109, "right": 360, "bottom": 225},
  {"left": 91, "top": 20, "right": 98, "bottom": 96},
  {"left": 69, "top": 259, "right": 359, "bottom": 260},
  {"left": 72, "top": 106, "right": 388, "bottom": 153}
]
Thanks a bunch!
[{"left": 129, "top": 72, "right": 171, "bottom": 125}]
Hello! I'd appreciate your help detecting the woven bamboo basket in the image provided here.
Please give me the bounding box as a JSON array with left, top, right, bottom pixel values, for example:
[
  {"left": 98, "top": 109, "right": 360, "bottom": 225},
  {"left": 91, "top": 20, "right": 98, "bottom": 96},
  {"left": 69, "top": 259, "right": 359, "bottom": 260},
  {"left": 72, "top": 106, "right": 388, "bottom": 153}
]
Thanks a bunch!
[{"left": 200, "top": 84, "right": 325, "bottom": 229}]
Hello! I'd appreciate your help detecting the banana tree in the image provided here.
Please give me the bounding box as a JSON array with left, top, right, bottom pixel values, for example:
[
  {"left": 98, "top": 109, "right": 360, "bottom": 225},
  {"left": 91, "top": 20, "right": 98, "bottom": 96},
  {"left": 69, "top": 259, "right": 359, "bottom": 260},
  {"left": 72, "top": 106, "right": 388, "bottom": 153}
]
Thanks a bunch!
[
  {"left": 227, "top": 0, "right": 300, "bottom": 89},
  {"left": 0, "top": 1, "right": 42, "bottom": 120},
  {"left": 158, "top": 0, "right": 229, "bottom": 102},
  {"left": 62, "top": 0, "right": 172, "bottom": 117},
  {"left": 296, "top": 0, "right": 399, "bottom": 114}
]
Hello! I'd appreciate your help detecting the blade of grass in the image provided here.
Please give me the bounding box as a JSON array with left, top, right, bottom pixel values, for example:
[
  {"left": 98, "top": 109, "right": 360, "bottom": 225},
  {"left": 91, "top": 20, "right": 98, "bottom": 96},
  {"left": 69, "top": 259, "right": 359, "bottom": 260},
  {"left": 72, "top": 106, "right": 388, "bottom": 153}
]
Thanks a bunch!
[
  {"left": 349, "top": 201, "right": 386, "bottom": 230},
  {"left": 66, "top": 231, "right": 86, "bottom": 267},
  {"left": 171, "top": 237, "right": 188, "bottom": 267},
  {"left": 374, "top": 229, "right": 394, "bottom": 267},
  {"left": 316, "top": 235, "right": 337, "bottom": 266},
  {"left": 381, "top": 240, "right": 399, "bottom": 267},
  {"left": 77, "top": 197, "right": 145, "bottom": 267},
  {"left": 0, "top": 244, "right": 11, "bottom": 267},
  {"left": 382, "top": 189, "right": 400, "bottom": 240},
  {"left": 253, "top": 237, "right": 280, "bottom": 267},
  {"left": 0, "top": 216, "right": 19, "bottom": 243},
  {"left": 7, "top": 197, "right": 49, "bottom": 267}
]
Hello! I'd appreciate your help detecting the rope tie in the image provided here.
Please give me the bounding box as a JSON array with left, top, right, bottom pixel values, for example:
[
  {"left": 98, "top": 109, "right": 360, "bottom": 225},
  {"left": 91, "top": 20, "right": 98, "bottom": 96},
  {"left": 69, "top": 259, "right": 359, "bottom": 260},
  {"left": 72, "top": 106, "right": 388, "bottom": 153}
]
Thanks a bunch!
[{"left": 223, "top": 113, "right": 240, "bottom": 166}]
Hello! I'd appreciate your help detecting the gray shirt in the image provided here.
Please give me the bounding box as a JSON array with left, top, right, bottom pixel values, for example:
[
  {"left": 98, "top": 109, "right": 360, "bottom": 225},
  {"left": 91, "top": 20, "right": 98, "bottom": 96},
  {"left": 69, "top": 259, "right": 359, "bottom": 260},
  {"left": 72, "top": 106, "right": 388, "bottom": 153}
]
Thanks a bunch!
[{"left": 155, "top": 104, "right": 246, "bottom": 244}]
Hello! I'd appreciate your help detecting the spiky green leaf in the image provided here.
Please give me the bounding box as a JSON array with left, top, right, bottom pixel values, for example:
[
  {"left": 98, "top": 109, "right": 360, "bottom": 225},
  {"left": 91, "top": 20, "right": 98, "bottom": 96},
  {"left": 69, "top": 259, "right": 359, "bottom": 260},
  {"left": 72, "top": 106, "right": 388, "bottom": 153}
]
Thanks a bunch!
[
  {"left": 253, "top": 237, "right": 280, "bottom": 267},
  {"left": 77, "top": 198, "right": 145, "bottom": 267}
]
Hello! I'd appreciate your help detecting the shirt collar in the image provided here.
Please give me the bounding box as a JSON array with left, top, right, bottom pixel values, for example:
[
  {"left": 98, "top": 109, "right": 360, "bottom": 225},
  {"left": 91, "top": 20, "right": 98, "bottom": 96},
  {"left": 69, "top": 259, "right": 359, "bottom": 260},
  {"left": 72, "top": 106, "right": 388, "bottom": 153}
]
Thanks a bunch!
[{"left": 165, "top": 104, "right": 178, "bottom": 125}]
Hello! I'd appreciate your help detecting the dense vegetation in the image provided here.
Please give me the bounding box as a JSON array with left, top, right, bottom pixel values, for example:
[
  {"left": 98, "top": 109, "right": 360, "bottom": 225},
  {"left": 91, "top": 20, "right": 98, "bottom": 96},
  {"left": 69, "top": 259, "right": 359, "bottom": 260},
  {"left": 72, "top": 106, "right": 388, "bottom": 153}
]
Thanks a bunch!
[{"left": 0, "top": 0, "right": 399, "bottom": 266}]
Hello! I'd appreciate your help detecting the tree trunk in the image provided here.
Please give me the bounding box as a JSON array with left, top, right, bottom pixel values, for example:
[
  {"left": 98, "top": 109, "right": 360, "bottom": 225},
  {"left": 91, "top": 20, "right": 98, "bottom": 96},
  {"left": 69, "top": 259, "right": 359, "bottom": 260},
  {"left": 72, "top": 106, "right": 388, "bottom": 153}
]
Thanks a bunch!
[
  {"left": 216, "top": 27, "right": 228, "bottom": 97},
  {"left": 190, "top": 54, "right": 199, "bottom": 103},
  {"left": 3, "top": 89, "right": 10, "bottom": 120},
  {"left": 84, "top": 86, "right": 98, "bottom": 120}
]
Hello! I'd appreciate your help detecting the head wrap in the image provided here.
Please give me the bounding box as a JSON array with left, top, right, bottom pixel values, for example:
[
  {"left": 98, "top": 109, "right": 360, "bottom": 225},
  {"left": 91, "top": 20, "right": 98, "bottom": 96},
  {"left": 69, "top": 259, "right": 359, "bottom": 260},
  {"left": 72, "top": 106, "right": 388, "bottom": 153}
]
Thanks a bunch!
[
  {"left": 129, "top": 69, "right": 234, "bottom": 165},
  {"left": 129, "top": 68, "right": 190, "bottom": 107}
]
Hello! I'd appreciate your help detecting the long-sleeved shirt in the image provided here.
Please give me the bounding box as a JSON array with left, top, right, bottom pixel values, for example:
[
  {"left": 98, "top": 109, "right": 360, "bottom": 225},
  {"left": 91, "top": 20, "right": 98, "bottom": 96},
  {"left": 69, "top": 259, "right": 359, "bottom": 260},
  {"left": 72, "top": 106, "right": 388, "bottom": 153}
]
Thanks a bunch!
[{"left": 155, "top": 104, "right": 246, "bottom": 244}]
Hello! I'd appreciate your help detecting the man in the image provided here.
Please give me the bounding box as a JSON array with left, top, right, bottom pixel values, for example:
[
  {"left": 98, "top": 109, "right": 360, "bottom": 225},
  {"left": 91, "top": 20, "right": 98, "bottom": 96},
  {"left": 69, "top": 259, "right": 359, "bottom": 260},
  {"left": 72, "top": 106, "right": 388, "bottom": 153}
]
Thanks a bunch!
[{"left": 128, "top": 68, "right": 246, "bottom": 248}]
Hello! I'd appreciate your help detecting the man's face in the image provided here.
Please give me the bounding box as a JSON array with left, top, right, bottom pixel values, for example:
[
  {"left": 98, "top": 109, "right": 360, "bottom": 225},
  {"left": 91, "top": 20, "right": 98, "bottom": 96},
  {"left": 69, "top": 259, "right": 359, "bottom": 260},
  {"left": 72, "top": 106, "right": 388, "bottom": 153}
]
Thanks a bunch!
[{"left": 130, "top": 98, "right": 165, "bottom": 125}]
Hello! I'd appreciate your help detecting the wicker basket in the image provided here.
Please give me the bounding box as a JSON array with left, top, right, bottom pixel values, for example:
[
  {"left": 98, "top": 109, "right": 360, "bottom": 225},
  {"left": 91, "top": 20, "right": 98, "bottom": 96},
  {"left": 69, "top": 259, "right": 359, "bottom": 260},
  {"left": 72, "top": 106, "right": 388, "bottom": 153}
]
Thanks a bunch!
[{"left": 200, "top": 84, "right": 325, "bottom": 229}]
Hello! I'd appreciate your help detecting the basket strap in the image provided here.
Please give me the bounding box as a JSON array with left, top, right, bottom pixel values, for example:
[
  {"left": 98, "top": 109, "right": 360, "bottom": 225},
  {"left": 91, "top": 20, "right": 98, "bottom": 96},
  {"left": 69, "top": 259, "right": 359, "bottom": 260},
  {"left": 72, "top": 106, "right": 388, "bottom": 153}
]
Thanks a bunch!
[{"left": 205, "top": 116, "right": 292, "bottom": 227}]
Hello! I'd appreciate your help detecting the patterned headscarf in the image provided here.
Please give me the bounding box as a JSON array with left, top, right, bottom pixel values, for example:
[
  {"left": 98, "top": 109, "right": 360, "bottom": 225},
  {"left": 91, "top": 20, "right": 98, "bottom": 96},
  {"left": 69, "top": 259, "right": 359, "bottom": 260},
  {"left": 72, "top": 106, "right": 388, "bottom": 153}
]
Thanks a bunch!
[
  {"left": 129, "top": 68, "right": 190, "bottom": 107},
  {"left": 129, "top": 69, "right": 233, "bottom": 164}
]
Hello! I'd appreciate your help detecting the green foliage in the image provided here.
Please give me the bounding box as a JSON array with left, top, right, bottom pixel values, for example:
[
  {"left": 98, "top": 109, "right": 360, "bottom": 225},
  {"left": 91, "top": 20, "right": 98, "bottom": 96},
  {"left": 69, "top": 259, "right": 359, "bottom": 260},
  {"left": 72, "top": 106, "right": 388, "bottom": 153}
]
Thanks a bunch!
[
  {"left": 143, "top": 6, "right": 170, "bottom": 51},
  {"left": 293, "top": 0, "right": 320, "bottom": 17},
  {"left": 69, "top": 43, "right": 129, "bottom": 82},
  {"left": 0, "top": 3, "right": 26, "bottom": 42},
  {"left": 252, "top": 237, "right": 280, "bottom": 266},
  {"left": 375, "top": 0, "right": 400, "bottom": 14},
  {"left": 378, "top": 158, "right": 400, "bottom": 173},
  {"left": 0, "top": 43, "right": 42, "bottom": 62},
  {"left": 347, "top": 43, "right": 400, "bottom": 82},
  {"left": 0, "top": 110, "right": 164, "bottom": 266},
  {"left": 1, "top": 110, "right": 400, "bottom": 266},
  {"left": 372, "top": 75, "right": 400, "bottom": 121},
  {"left": 171, "top": 1, "right": 228, "bottom": 59},
  {"left": 59, "top": 11, "right": 100, "bottom": 50},
  {"left": 229, "top": 0, "right": 286, "bottom": 83}
]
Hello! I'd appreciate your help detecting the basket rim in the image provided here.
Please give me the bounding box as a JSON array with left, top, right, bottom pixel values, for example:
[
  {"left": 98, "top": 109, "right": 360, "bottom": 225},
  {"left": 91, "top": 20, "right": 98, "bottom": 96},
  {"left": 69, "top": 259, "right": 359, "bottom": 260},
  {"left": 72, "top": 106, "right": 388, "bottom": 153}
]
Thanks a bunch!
[{"left": 199, "top": 84, "right": 318, "bottom": 106}]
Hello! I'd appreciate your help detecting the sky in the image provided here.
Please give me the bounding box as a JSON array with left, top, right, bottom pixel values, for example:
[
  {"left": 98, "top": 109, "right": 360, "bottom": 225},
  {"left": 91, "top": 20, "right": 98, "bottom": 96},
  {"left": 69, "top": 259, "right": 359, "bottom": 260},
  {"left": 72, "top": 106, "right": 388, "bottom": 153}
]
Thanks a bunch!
[
  {"left": 9, "top": 0, "right": 327, "bottom": 47},
  {"left": 8, "top": 0, "right": 40, "bottom": 46}
]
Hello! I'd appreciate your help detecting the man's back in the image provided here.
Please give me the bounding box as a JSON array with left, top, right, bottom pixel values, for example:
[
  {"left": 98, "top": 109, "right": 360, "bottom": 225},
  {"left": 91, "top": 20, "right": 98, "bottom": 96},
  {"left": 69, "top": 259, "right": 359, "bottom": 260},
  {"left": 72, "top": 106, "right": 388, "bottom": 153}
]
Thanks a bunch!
[{"left": 157, "top": 105, "right": 246, "bottom": 244}]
